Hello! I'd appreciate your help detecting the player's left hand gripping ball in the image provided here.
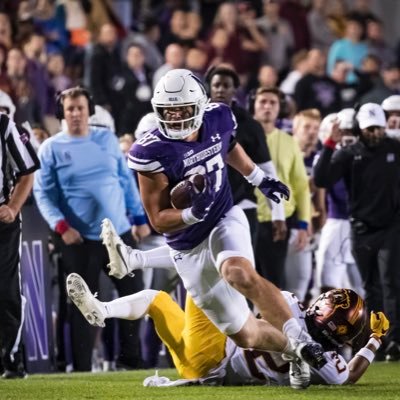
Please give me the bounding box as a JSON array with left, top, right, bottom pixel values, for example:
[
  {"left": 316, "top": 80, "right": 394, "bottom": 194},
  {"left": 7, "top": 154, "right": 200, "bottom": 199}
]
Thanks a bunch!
[
  {"left": 370, "top": 311, "right": 390, "bottom": 339},
  {"left": 190, "top": 174, "right": 215, "bottom": 220},
  {"left": 258, "top": 177, "right": 290, "bottom": 203}
]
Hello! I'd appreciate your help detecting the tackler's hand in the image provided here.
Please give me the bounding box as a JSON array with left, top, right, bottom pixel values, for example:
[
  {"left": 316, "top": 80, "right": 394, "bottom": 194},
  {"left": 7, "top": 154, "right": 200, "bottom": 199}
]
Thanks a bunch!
[{"left": 370, "top": 311, "right": 389, "bottom": 339}]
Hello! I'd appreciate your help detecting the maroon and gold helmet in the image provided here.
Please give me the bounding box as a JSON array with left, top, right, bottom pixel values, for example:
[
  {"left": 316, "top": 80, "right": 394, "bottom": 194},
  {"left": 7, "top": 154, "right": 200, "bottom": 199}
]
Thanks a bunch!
[{"left": 305, "top": 289, "right": 367, "bottom": 350}]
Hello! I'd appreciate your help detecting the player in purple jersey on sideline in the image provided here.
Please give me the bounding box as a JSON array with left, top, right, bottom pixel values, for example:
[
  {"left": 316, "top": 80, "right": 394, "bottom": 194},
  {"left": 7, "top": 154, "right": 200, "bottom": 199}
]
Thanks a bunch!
[
  {"left": 105, "top": 69, "right": 328, "bottom": 389},
  {"left": 315, "top": 111, "right": 364, "bottom": 297}
]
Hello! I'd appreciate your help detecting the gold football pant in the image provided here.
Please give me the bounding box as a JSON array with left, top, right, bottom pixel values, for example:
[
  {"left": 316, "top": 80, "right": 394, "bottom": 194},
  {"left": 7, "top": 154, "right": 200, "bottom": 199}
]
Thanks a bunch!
[{"left": 148, "top": 291, "right": 227, "bottom": 379}]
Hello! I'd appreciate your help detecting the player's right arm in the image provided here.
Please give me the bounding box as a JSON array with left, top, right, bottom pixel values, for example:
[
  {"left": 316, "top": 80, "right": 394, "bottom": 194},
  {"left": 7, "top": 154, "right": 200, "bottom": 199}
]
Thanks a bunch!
[
  {"left": 313, "top": 122, "right": 351, "bottom": 188},
  {"left": 345, "top": 311, "right": 389, "bottom": 384},
  {"left": 137, "top": 171, "right": 188, "bottom": 234}
]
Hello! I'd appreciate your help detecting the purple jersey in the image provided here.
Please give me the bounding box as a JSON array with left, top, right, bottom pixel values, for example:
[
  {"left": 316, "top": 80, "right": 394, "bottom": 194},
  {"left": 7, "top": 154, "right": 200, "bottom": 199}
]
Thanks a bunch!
[
  {"left": 304, "top": 151, "right": 318, "bottom": 176},
  {"left": 327, "top": 179, "right": 349, "bottom": 219},
  {"left": 128, "top": 102, "right": 237, "bottom": 250}
]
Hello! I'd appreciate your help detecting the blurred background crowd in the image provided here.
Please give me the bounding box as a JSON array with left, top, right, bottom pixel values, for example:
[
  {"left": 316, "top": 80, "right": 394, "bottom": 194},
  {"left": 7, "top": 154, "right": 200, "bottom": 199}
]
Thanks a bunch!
[{"left": 1, "top": 0, "right": 400, "bottom": 375}]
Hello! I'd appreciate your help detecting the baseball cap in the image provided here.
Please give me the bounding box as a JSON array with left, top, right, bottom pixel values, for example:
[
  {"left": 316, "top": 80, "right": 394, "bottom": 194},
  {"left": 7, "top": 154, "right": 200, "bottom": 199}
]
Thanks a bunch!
[
  {"left": 382, "top": 95, "right": 400, "bottom": 112},
  {"left": 356, "top": 103, "right": 386, "bottom": 129}
]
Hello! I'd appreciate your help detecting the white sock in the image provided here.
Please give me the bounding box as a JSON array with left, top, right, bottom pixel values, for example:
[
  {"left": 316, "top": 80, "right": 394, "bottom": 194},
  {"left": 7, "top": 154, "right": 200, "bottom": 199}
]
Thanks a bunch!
[
  {"left": 103, "top": 289, "right": 159, "bottom": 320},
  {"left": 141, "top": 245, "right": 175, "bottom": 269},
  {"left": 282, "top": 317, "right": 311, "bottom": 341}
]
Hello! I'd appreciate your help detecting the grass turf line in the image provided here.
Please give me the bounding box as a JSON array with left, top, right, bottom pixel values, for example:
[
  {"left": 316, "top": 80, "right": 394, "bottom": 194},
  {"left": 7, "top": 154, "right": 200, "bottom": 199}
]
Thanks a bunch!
[{"left": 0, "top": 362, "right": 400, "bottom": 400}]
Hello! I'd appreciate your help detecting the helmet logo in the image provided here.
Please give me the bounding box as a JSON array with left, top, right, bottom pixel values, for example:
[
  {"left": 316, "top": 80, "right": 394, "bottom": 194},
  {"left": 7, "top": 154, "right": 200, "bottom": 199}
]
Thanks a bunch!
[
  {"left": 168, "top": 97, "right": 179, "bottom": 101},
  {"left": 331, "top": 289, "right": 351, "bottom": 310},
  {"left": 336, "top": 325, "right": 348, "bottom": 335}
]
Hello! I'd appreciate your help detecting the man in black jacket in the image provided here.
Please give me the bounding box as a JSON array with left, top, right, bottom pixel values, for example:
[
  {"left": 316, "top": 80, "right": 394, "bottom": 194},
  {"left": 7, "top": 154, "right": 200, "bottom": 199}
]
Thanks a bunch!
[{"left": 313, "top": 102, "right": 400, "bottom": 361}]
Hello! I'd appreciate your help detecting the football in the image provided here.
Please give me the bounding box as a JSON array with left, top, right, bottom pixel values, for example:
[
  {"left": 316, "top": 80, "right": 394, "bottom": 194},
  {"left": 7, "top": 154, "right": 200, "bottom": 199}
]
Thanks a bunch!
[{"left": 170, "top": 174, "right": 206, "bottom": 209}]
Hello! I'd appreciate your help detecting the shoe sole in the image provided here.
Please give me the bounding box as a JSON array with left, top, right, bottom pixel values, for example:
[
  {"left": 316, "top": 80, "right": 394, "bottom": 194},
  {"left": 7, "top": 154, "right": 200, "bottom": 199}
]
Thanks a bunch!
[
  {"left": 101, "top": 219, "right": 128, "bottom": 279},
  {"left": 66, "top": 274, "right": 105, "bottom": 327},
  {"left": 290, "top": 361, "right": 310, "bottom": 390}
]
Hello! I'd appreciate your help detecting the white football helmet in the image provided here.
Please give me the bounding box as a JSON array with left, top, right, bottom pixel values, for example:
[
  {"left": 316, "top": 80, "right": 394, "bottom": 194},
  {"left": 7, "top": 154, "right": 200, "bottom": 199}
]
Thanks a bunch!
[
  {"left": 89, "top": 105, "right": 116, "bottom": 132},
  {"left": 0, "top": 90, "right": 16, "bottom": 120},
  {"left": 134, "top": 112, "right": 157, "bottom": 140},
  {"left": 337, "top": 108, "right": 355, "bottom": 130},
  {"left": 381, "top": 95, "right": 400, "bottom": 112},
  {"left": 318, "top": 113, "right": 337, "bottom": 143},
  {"left": 337, "top": 108, "right": 357, "bottom": 146},
  {"left": 151, "top": 69, "right": 208, "bottom": 140}
]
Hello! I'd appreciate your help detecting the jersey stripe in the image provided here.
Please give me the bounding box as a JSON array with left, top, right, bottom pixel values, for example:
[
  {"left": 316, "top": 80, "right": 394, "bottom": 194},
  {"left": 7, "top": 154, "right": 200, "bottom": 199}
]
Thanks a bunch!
[{"left": 127, "top": 158, "right": 164, "bottom": 172}]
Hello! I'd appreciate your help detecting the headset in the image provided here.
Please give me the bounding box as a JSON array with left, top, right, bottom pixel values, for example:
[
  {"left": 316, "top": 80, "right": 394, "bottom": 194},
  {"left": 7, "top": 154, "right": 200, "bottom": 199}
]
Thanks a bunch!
[
  {"left": 246, "top": 86, "right": 288, "bottom": 118},
  {"left": 55, "top": 86, "right": 95, "bottom": 120}
]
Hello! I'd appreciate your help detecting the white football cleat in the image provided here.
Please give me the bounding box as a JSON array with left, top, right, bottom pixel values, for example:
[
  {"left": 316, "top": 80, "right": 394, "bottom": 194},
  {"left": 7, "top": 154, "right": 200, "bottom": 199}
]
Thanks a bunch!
[
  {"left": 289, "top": 359, "right": 310, "bottom": 390},
  {"left": 283, "top": 337, "right": 326, "bottom": 389},
  {"left": 100, "top": 218, "right": 142, "bottom": 279},
  {"left": 66, "top": 273, "right": 106, "bottom": 327}
]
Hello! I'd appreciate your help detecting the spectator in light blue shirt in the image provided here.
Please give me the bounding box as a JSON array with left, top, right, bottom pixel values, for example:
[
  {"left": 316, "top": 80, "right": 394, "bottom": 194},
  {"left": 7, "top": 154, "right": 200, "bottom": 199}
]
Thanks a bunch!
[
  {"left": 327, "top": 14, "right": 368, "bottom": 84},
  {"left": 34, "top": 87, "right": 150, "bottom": 372}
]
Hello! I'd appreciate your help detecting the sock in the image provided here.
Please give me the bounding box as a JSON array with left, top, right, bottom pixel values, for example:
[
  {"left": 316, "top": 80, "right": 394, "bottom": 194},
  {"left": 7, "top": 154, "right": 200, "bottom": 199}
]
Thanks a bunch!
[
  {"left": 142, "top": 245, "right": 175, "bottom": 269},
  {"left": 104, "top": 289, "right": 159, "bottom": 320},
  {"left": 282, "top": 318, "right": 311, "bottom": 341}
]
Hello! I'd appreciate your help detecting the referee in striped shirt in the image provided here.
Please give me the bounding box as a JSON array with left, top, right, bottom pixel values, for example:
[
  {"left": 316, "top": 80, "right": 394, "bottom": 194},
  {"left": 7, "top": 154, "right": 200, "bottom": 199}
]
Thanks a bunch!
[{"left": 0, "top": 91, "right": 40, "bottom": 378}]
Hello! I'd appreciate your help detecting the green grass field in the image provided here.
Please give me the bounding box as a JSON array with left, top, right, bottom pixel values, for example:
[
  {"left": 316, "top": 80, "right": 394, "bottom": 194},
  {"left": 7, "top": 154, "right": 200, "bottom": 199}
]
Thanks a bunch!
[{"left": 1, "top": 362, "right": 400, "bottom": 400}]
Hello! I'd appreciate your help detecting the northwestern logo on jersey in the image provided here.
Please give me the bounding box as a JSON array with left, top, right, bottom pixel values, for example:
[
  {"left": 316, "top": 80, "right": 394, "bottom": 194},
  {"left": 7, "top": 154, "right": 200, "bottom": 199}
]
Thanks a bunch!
[{"left": 183, "top": 143, "right": 222, "bottom": 167}]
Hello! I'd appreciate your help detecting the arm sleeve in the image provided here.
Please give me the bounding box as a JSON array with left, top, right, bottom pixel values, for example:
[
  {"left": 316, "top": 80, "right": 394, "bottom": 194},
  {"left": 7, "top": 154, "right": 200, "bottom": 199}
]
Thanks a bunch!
[
  {"left": 290, "top": 140, "right": 311, "bottom": 225},
  {"left": 258, "top": 160, "right": 285, "bottom": 221},
  {"left": 113, "top": 135, "right": 146, "bottom": 224},
  {"left": 33, "top": 142, "right": 66, "bottom": 230},
  {"left": 5, "top": 120, "right": 40, "bottom": 175},
  {"left": 313, "top": 146, "right": 348, "bottom": 188}
]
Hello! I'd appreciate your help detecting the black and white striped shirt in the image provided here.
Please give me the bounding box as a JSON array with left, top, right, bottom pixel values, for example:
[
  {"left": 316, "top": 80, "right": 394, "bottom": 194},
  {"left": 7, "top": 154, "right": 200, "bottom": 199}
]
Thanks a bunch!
[{"left": 0, "top": 114, "right": 40, "bottom": 204}]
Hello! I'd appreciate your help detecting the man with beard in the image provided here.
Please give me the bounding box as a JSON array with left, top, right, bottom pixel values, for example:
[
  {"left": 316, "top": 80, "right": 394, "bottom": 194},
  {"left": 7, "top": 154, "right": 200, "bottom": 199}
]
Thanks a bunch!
[{"left": 314, "top": 102, "right": 400, "bottom": 362}]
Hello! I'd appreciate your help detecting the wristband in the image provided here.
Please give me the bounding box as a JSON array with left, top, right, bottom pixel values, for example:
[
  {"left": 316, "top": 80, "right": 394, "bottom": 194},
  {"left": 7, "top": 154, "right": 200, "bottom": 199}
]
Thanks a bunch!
[
  {"left": 356, "top": 347, "right": 375, "bottom": 364},
  {"left": 181, "top": 208, "right": 202, "bottom": 225},
  {"left": 297, "top": 221, "right": 308, "bottom": 230},
  {"left": 367, "top": 336, "right": 381, "bottom": 351},
  {"left": 324, "top": 138, "right": 337, "bottom": 150},
  {"left": 244, "top": 165, "right": 265, "bottom": 187},
  {"left": 55, "top": 219, "right": 70, "bottom": 235}
]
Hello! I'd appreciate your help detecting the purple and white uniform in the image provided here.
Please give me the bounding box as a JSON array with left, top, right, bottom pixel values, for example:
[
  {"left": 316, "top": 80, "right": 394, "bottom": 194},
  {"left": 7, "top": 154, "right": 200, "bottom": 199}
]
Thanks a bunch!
[
  {"left": 129, "top": 103, "right": 255, "bottom": 335},
  {"left": 284, "top": 151, "right": 317, "bottom": 302},
  {"left": 316, "top": 179, "right": 363, "bottom": 295},
  {"left": 327, "top": 179, "right": 349, "bottom": 220},
  {"left": 128, "top": 102, "right": 235, "bottom": 250}
]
